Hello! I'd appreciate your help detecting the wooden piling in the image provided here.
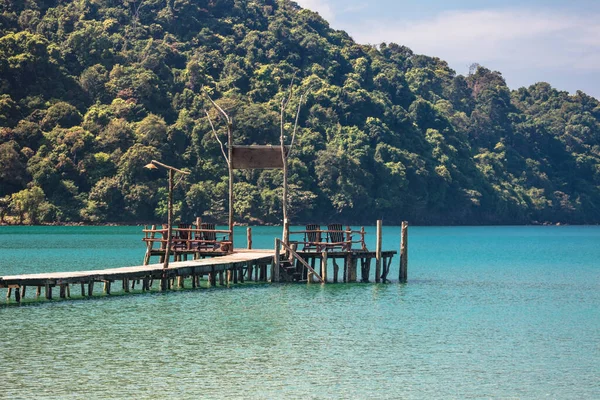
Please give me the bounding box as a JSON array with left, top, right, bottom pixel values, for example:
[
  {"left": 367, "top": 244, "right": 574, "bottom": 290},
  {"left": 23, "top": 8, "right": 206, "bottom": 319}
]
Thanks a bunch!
[
  {"left": 104, "top": 281, "right": 111, "bottom": 295},
  {"left": 321, "top": 251, "right": 328, "bottom": 283},
  {"left": 21, "top": 285, "right": 26, "bottom": 299},
  {"left": 247, "top": 227, "right": 252, "bottom": 250},
  {"left": 6, "top": 287, "right": 11, "bottom": 300},
  {"left": 375, "top": 219, "right": 382, "bottom": 283},
  {"left": 399, "top": 221, "right": 408, "bottom": 283},
  {"left": 45, "top": 283, "right": 52, "bottom": 300},
  {"left": 241, "top": 263, "right": 248, "bottom": 283},
  {"left": 81, "top": 282, "right": 85, "bottom": 297},
  {"left": 177, "top": 276, "right": 184, "bottom": 289},
  {"left": 87, "top": 281, "right": 94, "bottom": 297},
  {"left": 219, "top": 271, "right": 224, "bottom": 286},
  {"left": 15, "top": 287, "right": 21, "bottom": 303},
  {"left": 333, "top": 259, "right": 339, "bottom": 283},
  {"left": 349, "top": 258, "right": 358, "bottom": 282},
  {"left": 208, "top": 267, "right": 215, "bottom": 287},
  {"left": 273, "top": 238, "right": 280, "bottom": 283},
  {"left": 36, "top": 285, "right": 41, "bottom": 298}
]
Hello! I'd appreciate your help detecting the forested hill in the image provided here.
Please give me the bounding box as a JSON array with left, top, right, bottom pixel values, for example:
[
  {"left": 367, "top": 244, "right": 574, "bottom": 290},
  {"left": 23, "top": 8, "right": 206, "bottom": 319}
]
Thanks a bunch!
[{"left": 1, "top": 0, "right": 600, "bottom": 225}]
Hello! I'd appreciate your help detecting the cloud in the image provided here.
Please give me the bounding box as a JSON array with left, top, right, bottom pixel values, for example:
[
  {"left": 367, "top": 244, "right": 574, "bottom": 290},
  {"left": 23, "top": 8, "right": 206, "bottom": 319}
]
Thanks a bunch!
[
  {"left": 294, "top": 0, "right": 335, "bottom": 22},
  {"left": 348, "top": 8, "right": 600, "bottom": 72}
]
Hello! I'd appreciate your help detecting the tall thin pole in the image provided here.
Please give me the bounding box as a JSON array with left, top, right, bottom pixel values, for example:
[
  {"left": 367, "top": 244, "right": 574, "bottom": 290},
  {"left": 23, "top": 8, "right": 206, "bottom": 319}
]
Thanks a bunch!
[
  {"left": 375, "top": 220, "right": 382, "bottom": 283},
  {"left": 228, "top": 122, "right": 234, "bottom": 249},
  {"left": 161, "top": 169, "right": 174, "bottom": 290}
]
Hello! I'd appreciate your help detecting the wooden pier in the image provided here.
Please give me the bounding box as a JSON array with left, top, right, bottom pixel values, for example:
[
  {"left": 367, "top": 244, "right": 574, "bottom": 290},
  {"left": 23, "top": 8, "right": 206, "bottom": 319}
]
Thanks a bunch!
[
  {"left": 1, "top": 221, "right": 408, "bottom": 304},
  {"left": 0, "top": 250, "right": 274, "bottom": 303}
]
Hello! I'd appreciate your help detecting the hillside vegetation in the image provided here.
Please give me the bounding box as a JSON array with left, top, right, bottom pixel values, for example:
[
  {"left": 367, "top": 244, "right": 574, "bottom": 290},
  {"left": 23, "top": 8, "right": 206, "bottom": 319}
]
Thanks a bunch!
[{"left": 1, "top": 0, "right": 600, "bottom": 225}]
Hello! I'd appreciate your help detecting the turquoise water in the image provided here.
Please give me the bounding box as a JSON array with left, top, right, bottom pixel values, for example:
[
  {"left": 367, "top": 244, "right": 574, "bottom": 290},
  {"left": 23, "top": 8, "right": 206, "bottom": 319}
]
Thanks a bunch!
[{"left": 1, "top": 226, "right": 599, "bottom": 398}]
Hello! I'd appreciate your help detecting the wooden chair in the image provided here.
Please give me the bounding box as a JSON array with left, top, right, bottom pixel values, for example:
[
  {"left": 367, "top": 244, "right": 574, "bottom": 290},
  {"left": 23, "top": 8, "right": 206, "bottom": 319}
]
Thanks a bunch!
[
  {"left": 326, "top": 223, "right": 351, "bottom": 252},
  {"left": 302, "top": 224, "right": 322, "bottom": 252},
  {"left": 173, "top": 223, "right": 190, "bottom": 251},
  {"left": 199, "top": 222, "right": 220, "bottom": 251}
]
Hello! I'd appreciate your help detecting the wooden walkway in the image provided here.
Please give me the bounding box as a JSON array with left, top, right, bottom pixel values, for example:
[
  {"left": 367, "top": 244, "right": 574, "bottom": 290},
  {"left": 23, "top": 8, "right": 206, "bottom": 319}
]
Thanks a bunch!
[
  {"left": 1, "top": 244, "right": 404, "bottom": 303},
  {"left": 0, "top": 250, "right": 275, "bottom": 302}
]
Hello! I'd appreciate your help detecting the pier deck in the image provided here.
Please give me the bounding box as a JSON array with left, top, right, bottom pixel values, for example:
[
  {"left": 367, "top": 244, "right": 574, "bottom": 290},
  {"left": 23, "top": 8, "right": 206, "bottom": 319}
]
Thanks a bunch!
[
  {"left": 0, "top": 250, "right": 274, "bottom": 289},
  {"left": 1, "top": 246, "right": 400, "bottom": 303}
]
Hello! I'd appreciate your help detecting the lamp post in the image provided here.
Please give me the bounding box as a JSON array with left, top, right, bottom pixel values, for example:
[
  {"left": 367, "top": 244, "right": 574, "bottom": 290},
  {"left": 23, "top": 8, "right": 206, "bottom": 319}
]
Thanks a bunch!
[{"left": 144, "top": 160, "right": 190, "bottom": 291}]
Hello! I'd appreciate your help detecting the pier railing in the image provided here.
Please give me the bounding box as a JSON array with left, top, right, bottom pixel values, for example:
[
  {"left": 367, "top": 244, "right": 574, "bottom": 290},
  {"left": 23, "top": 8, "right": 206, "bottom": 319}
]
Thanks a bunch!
[
  {"left": 142, "top": 224, "right": 233, "bottom": 259},
  {"left": 288, "top": 226, "right": 367, "bottom": 252}
]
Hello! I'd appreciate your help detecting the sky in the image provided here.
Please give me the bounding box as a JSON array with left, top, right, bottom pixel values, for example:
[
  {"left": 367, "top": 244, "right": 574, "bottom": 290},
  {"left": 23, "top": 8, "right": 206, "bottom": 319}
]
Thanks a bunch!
[{"left": 294, "top": 0, "right": 600, "bottom": 99}]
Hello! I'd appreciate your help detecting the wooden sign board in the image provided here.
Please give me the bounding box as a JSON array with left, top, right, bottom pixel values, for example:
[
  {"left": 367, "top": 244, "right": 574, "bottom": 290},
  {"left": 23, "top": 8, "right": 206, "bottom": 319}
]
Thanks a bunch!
[{"left": 231, "top": 145, "right": 288, "bottom": 170}]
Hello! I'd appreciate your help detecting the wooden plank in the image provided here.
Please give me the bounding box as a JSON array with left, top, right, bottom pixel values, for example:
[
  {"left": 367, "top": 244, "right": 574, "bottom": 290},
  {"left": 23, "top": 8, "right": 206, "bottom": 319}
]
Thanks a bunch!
[{"left": 231, "top": 146, "right": 287, "bottom": 169}]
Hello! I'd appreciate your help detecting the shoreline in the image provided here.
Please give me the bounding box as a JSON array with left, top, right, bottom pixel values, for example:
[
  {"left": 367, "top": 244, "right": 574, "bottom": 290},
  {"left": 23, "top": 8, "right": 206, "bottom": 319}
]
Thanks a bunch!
[{"left": 1, "top": 221, "right": 598, "bottom": 227}]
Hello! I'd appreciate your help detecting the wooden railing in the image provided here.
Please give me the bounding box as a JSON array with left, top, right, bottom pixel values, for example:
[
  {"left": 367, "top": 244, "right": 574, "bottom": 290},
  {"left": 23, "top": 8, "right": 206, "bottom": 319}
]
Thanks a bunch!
[
  {"left": 288, "top": 226, "right": 367, "bottom": 252},
  {"left": 275, "top": 239, "right": 324, "bottom": 283},
  {"left": 142, "top": 225, "right": 233, "bottom": 254}
]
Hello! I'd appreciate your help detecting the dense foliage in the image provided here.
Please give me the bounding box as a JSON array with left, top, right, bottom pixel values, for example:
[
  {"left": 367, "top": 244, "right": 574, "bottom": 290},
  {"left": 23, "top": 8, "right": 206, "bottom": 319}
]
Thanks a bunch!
[{"left": 1, "top": 0, "right": 600, "bottom": 225}]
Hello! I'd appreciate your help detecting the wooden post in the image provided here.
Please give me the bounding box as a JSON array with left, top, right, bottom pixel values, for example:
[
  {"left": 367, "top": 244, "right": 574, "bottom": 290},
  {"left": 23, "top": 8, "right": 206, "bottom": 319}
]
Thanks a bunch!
[
  {"left": 247, "top": 227, "right": 252, "bottom": 249},
  {"left": 333, "top": 259, "right": 339, "bottom": 283},
  {"left": 87, "top": 281, "right": 94, "bottom": 297},
  {"left": 21, "top": 285, "right": 26, "bottom": 299},
  {"left": 375, "top": 220, "right": 382, "bottom": 283},
  {"left": 45, "top": 283, "right": 52, "bottom": 300},
  {"left": 219, "top": 271, "right": 224, "bottom": 286},
  {"left": 241, "top": 263, "right": 248, "bottom": 283},
  {"left": 248, "top": 262, "right": 254, "bottom": 281},
  {"left": 283, "top": 218, "right": 290, "bottom": 247},
  {"left": 163, "top": 168, "right": 174, "bottom": 273},
  {"left": 349, "top": 257, "right": 357, "bottom": 282},
  {"left": 227, "top": 121, "right": 234, "bottom": 250},
  {"left": 36, "top": 286, "right": 41, "bottom": 298},
  {"left": 177, "top": 276, "right": 184, "bottom": 289},
  {"left": 321, "top": 251, "right": 328, "bottom": 283},
  {"left": 124, "top": 279, "right": 130, "bottom": 293},
  {"left": 273, "top": 238, "right": 280, "bottom": 283},
  {"left": 14, "top": 287, "right": 21, "bottom": 303},
  {"left": 194, "top": 217, "right": 201, "bottom": 260},
  {"left": 59, "top": 284, "right": 66, "bottom": 299},
  {"left": 361, "top": 226, "right": 367, "bottom": 250},
  {"left": 400, "top": 221, "right": 408, "bottom": 283},
  {"left": 344, "top": 255, "right": 349, "bottom": 282},
  {"left": 6, "top": 287, "right": 11, "bottom": 300},
  {"left": 104, "top": 281, "right": 111, "bottom": 295},
  {"left": 209, "top": 267, "right": 215, "bottom": 287}
]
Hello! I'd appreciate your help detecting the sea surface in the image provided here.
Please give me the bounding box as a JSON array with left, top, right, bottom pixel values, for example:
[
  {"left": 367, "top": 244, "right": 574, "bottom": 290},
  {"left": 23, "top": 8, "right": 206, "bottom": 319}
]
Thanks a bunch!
[{"left": 0, "top": 225, "right": 599, "bottom": 399}]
